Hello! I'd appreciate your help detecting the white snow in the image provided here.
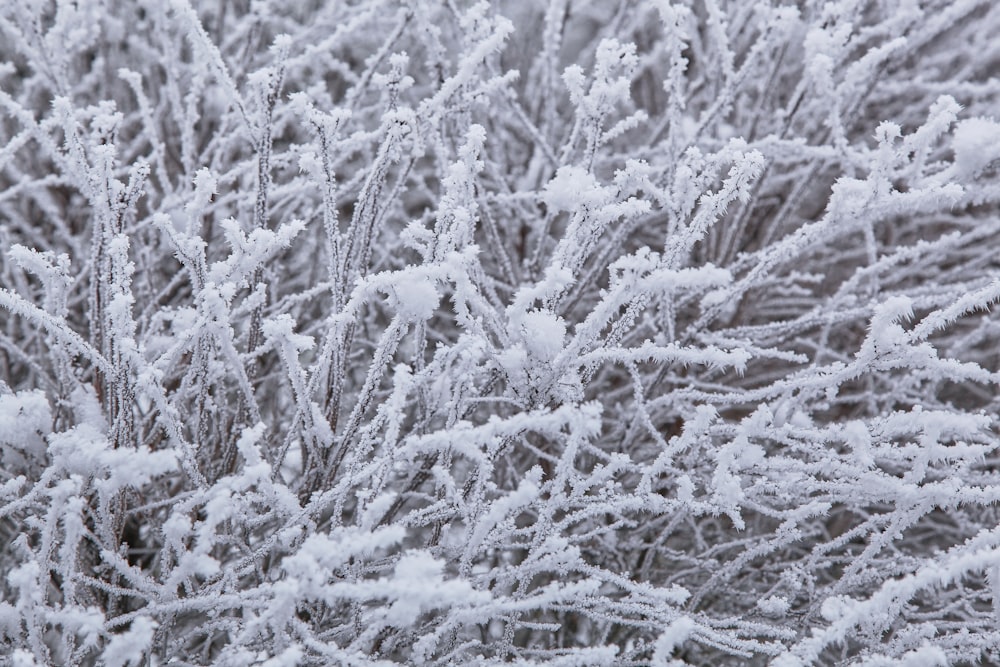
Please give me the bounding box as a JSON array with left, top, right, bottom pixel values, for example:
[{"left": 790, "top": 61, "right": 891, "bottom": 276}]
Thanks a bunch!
[{"left": 953, "top": 116, "right": 1000, "bottom": 178}]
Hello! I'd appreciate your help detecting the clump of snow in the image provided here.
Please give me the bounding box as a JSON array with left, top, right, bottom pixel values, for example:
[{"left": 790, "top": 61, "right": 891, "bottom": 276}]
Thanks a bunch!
[
  {"left": 101, "top": 616, "right": 156, "bottom": 667},
  {"left": 953, "top": 117, "right": 1000, "bottom": 178},
  {"left": 519, "top": 309, "right": 567, "bottom": 361},
  {"left": 757, "top": 595, "right": 790, "bottom": 617},
  {"left": 11, "top": 650, "right": 39, "bottom": 667},
  {"left": 820, "top": 594, "right": 852, "bottom": 622},
  {"left": 47, "top": 424, "right": 177, "bottom": 494},
  {"left": 260, "top": 646, "right": 304, "bottom": 667},
  {"left": 69, "top": 385, "right": 106, "bottom": 432},
  {"left": 0, "top": 389, "right": 51, "bottom": 470},
  {"left": 542, "top": 166, "right": 601, "bottom": 212},
  {"left": 383, "top": 551, "right": 467, "bottom": 626},
  {"left": 896, "top": 645, "right": 948, "bottom": 667},
  {"left": 386, "top": 275, "right": 440, "bottom": 321}
]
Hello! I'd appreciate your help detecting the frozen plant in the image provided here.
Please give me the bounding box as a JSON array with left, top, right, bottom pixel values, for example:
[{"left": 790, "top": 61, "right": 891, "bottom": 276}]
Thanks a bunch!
[{"left": 2, "top": 0, "right": 1000, "bottom": 665}]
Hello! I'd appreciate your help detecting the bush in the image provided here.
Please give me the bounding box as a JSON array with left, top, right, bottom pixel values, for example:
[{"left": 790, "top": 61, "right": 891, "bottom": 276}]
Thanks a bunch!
[{"left": 2, "top": 1, "right": 1000, "bottom": 664}]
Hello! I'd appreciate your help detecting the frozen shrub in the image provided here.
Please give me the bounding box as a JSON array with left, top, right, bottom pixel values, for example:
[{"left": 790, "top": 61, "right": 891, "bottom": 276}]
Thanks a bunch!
[{"left": 2, "top": 0, "right": 1000, "bottom": 665}]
